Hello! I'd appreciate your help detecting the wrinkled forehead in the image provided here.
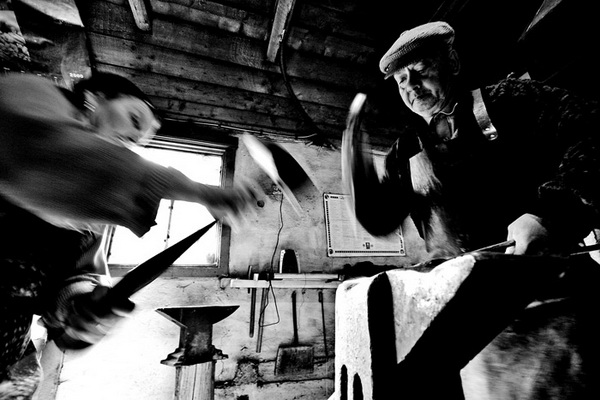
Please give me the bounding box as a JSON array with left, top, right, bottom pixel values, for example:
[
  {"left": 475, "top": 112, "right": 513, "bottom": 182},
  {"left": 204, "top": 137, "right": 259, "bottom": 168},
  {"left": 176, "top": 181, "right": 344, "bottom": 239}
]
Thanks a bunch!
[
  {"left": 387, "top": 47, "right": 447, "bottom": 78},
  {"left": 392, "top": 54, "right": 445, "bottom": 79}
]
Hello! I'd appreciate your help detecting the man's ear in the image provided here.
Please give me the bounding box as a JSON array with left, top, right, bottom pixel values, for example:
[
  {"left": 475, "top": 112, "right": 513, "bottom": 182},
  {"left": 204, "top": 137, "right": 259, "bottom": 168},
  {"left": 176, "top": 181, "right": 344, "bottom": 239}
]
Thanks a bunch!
[
  {"left": 82, "top": 90, "right": 102, "bottom": 113},
  {"left": 448, "top": 49, "right": 461, "bottom": 76}
]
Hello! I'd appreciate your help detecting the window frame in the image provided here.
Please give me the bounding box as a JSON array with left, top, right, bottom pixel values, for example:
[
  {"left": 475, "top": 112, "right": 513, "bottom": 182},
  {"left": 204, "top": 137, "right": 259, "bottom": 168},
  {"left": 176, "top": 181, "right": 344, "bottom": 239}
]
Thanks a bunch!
[{"left": 108, "top": 126, "right": 238, "bottom": 278}]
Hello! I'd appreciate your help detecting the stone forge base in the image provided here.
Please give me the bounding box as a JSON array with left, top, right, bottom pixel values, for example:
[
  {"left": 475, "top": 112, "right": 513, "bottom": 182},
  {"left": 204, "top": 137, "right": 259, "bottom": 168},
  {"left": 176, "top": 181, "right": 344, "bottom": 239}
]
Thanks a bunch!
[{"left": 329, "top": 252, "right": 583, "bottom": 400}]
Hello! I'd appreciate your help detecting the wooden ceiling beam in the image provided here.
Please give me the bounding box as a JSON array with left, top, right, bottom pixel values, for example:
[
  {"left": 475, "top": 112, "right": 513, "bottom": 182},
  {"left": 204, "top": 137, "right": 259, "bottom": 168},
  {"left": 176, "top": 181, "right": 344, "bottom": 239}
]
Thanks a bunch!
[
  {"left": 127, "top": 0, "right": 150, "bottom": 31},
  {"left": 266, "top": 0, "right": 296, "bottom": 63}
]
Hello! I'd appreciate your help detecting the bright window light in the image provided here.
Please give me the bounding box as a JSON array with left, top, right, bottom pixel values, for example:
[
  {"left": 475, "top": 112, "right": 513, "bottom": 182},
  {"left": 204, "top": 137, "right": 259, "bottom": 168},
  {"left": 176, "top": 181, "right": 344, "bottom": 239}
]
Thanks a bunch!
[{"left": 106, "top": 145, "right": 223, "bottom": 266}]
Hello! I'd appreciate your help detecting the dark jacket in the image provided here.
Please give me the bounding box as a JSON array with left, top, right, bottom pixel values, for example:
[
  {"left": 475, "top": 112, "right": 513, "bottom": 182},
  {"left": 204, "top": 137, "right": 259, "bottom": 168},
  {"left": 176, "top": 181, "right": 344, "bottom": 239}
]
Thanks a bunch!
[{"left": 374, "top": 78, "right": 600, "bottom": 256}]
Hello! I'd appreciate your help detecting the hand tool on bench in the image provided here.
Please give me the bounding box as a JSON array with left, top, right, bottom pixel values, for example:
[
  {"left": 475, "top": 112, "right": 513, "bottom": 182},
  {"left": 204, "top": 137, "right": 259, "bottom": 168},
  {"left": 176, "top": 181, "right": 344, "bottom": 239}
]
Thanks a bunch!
[
  {"left": 275, "top": 290, "right": 314, "bottom": 375},
  {"left": 248, "top": 267, "right": 258, "bottom": 338},
  {"left": 255, "top": 285, "right": 269, "bottom": 352}
]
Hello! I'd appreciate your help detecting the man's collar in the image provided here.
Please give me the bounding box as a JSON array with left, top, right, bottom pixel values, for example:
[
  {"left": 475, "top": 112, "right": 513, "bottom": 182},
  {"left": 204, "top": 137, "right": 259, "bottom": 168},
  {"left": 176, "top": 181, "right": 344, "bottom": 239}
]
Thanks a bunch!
[
  {"left": 434, "top": 102, "right": 458, "bottom": 118},
  {"left": 429, "top": 102, "right": 459, "bottom": 142}
]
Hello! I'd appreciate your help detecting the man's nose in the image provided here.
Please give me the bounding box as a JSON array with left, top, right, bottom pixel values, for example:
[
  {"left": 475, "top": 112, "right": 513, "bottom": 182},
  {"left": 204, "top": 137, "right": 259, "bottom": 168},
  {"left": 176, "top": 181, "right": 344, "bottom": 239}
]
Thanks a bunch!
[{"left": 406, "top": 70, "right": 421, "bottom": 89}]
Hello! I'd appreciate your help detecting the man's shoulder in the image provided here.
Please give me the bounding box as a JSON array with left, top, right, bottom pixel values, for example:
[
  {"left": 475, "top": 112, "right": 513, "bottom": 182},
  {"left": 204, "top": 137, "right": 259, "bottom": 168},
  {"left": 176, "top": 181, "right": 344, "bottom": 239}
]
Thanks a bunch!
[
  {"left": 0, "top": 73, "right": 55, "bottom": 95},
  {"left": 0, "top": 73, "right": 72, "bottom": 120},
  {"left": 480, "top": 76, "right": 562, "bottom": 115},
  {"left": 483, "top": 76, "right": 537, "bottom": 99},
  {"left": 484, "top": 75, "right": 600, "bottom": 111}
]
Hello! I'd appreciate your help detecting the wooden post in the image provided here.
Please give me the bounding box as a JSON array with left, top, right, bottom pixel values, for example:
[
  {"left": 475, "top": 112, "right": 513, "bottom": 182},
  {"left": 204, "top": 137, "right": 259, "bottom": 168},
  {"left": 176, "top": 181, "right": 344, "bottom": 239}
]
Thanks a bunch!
[
  {"left": 175, "top": 362, "right": 215, "bottom": 400},
  {"left": 156, "top": 305, "right": 239, "bottom": 400}
]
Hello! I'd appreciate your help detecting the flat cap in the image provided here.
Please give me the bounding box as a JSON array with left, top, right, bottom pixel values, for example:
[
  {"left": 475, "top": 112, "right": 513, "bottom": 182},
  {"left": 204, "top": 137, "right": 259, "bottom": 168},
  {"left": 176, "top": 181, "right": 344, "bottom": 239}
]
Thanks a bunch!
[{"left": 379, "top": 21, "right": 455, "bottom": 79}]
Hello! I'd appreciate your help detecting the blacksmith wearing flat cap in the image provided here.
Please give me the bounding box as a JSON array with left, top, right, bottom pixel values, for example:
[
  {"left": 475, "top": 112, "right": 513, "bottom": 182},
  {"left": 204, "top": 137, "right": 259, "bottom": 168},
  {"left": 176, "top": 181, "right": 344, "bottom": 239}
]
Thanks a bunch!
[{"left": 379, "top": 21, "right": 455, "bottom": 79}]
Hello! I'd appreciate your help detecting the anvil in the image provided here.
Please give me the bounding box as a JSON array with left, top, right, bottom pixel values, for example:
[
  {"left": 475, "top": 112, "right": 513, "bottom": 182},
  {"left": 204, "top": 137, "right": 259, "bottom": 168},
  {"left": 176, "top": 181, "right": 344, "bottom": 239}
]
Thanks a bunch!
[{"left": 156, "top": 305, "right": 239, "bottom": 366}]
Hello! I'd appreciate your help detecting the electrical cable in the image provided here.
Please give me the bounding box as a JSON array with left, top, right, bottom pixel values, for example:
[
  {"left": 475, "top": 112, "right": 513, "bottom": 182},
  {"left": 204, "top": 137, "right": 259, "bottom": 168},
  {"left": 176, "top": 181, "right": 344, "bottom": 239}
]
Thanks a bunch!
[
  {"left": 278, "top": 42, "right": 319, "bottom": 141},
  {"left": 258, "top": 193, "right": 285, "bottom": 329},
  {"left": 278, "top": 26, "right": 335, "bottom": 148}
]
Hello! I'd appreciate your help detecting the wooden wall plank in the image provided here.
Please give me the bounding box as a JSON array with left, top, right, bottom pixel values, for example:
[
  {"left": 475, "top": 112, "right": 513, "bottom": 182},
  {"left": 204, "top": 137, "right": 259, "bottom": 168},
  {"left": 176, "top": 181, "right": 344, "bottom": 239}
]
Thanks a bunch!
[
  {"left": 151, "top": 97, "right": 320, "bottom": 133},
  {"left": 158, "top": 111, "right": 304, "bottom": 140},
  {"left": 116, "top": 68, "right": 348, "bottom": 125},
  {"left": 80, "top": 0, "right": 377, "bottom": 86},
  {"left": 154, "top": 101, "right": 397, "bottom": 147},
  {"left": 286, "top": 26, "right": 375, "bottom": 64},
  {"left": 153, "top": 0, "right": 270, "bottom": 40},
  {"left": 95, "top": 54, "right": 394, "bottom": 127},
  {"left": 167, "top": 0, "right": 275, "bottom": 15},
  {"left": 97, "top": 63, "right": 397, "bottom": 143},
  {"left": 162, "top": 0, "right": 375, "bottom": 44},
  {"left": 155, "top": 0, "right": 377, "bottom": 63},
  {"left": 87, "top": 33, "right": 359, "bottom": 108},
  {"left": 79, "top": 0, "right": 401, "bottom": 145},
  {"left": 292, "top": 0, "right": 375, "bottom": 43}
]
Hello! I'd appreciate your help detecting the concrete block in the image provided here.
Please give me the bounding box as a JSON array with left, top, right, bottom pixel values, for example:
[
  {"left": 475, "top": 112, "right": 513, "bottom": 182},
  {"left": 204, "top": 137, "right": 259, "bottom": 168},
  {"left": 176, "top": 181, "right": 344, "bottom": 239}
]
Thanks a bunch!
[{"left": 330, "top": 252, "right": 571, "bottom": 399}]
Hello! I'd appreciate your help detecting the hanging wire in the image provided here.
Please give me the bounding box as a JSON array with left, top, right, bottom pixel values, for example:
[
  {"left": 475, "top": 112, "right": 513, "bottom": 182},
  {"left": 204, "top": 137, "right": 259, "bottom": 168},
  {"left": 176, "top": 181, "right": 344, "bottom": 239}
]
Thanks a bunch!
[
  {"left": 164, "top": 199, "right": 175, "bottom": 249},
  {"left": 278, "top": 27, "right": 336, "bottom": 149},
  {"left": 257, "top": 193, "right": 285, "bottom": 328}
]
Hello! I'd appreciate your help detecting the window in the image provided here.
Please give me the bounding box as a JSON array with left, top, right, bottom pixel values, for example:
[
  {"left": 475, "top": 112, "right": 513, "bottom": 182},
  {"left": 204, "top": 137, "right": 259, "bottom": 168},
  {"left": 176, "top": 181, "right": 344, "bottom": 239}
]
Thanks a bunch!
[{"left": 106, "top": 133, "right": 237, "bottom": 277}]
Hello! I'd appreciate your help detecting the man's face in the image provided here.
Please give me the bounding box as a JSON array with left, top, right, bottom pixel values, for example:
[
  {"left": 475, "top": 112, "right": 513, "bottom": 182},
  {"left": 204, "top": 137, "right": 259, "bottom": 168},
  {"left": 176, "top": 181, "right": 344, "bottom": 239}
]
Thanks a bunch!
[
  {"left": 392, "top": 55, "right": 454, "bottom": 122},
  {"left": 93, "top": 95, "right": 160, "bottom": 148}
]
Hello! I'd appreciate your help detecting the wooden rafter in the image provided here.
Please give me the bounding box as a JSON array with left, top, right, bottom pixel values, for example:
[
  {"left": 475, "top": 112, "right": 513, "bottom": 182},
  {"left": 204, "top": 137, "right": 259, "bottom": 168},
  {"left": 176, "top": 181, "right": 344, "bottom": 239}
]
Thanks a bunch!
[
  {"left": 266, "top": 0, "right": 296, "bottom": 62},
  {"left": 128, "top": 0, "right": 151, "bottom": 31}
]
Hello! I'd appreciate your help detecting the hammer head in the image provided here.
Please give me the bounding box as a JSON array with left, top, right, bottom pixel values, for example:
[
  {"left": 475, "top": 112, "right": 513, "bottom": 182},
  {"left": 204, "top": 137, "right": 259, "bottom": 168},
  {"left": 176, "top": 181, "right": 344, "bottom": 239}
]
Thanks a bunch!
[{"left": 242, "top": 134, "right": 316, "bottom": 216}]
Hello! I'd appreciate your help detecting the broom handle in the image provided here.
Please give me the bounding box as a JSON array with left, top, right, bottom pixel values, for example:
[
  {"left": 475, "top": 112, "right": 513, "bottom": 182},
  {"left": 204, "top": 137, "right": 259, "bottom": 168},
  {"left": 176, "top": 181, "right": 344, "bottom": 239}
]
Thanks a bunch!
[{"left": 292, "top": 291, "right": 298, "bottom": 345}]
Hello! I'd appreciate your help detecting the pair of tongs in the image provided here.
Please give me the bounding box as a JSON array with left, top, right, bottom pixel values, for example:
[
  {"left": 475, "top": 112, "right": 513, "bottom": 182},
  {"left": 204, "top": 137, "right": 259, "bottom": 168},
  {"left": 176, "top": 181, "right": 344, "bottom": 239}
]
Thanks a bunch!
[
  {"left": 474, "top": 239, "right": 600, "bottom": 256},
  {"left": 412, "top": 239, "right": 600, "bottom": 272}
]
